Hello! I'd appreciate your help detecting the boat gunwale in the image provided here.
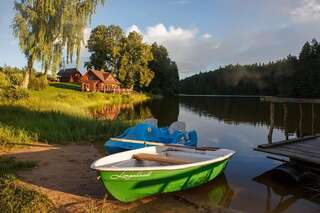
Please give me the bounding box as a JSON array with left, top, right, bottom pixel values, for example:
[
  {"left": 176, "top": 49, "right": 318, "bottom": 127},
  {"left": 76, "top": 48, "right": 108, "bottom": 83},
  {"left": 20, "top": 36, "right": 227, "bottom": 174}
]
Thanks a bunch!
[{"left": 91, "top": 146, "right": 235, "bottom": 172}]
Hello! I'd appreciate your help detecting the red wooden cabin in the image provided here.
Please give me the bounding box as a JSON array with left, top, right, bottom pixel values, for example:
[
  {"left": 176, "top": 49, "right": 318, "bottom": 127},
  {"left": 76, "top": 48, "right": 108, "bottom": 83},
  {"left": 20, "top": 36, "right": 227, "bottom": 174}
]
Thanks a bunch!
[
  {"left": 57, "top": 68, "right": 82, "bottom": 82},
  {"left": 80, "top": 69, "right": 125, "bottom": 93}
]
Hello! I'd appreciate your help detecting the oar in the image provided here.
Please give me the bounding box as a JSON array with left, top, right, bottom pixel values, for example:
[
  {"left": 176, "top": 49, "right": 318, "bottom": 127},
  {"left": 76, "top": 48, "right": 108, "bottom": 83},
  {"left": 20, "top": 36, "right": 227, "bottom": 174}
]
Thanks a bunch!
[
  {"left": 109, "top": 137, "right": 219, "bottom": 151},
  {"left": 110, "top": 137, "right": 165, "bottom": 146}
]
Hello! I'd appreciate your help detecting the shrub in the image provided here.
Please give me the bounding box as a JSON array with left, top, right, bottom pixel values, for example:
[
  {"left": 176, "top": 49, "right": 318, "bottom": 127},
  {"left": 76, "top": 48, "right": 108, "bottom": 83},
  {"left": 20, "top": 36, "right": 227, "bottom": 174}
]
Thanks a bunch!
[
  {"left": 0, "top": 72, "right": 10, "bottom": 89},
  {"left": 29, "top": 75, "right": 48, "bottom": 91},
  {"left": 0, "top": 66, "right": 24, "bottom": 87},
  {"left": 0, "top": 67, "right": 28, "bottom": 101},
  {"left": 2, "top": 88, "right": 30, "bottom": 101}
]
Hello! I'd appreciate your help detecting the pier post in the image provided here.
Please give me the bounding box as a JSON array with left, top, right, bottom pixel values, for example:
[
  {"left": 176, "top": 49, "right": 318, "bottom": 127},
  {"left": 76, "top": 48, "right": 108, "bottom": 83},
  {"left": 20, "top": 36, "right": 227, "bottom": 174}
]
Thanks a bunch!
[
  {"left": 312, "top": 104, "right": 315, "bottom": 135},
  {"left": 283, "top": 103, "right": 289, "bottom": 140},
  {"left": 268, "top": 102, "right": 275, "bottom": 144},
  {"left": 299, "top": 104, "right": 303, "bottom": 137}
]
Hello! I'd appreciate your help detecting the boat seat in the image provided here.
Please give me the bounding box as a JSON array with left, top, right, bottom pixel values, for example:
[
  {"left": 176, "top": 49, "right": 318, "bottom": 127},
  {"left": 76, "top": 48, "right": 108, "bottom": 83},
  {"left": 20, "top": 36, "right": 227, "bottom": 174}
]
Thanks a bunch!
[
  {"left": 133, "top": 153, "right": 194, "bottom": 165},
  {"left": 168, "top": 121, "right": 186, "bottom": 134},
  {"left": 144, "top": 118, "right": 158, "bottom": 127}
]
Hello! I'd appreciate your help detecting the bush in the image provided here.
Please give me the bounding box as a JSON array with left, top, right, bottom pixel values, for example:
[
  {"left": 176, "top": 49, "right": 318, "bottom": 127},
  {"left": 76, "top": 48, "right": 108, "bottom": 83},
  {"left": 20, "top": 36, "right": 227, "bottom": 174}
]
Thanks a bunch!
[
  {"left": 29, "top": 75, "right": 48, "bottom": 91},
  {"left": 0, "top": 67, "right": 28, "bottom": 101},
  {"left": 2, "top": 88, "right": 30, "bottom": 101},
  {"left": 0, "top": 72, "right": 10, "bottom": 89},
  {"left": 0, "top": 66, "right": 24, "bottom": 88}
]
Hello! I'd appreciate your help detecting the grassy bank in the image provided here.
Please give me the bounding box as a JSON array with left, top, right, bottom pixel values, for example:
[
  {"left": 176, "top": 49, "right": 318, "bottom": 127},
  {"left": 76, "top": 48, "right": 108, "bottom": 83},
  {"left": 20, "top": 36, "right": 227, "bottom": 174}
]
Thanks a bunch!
[
  {"left": 0, "top": 157, "right": 54, "bottom": 212},
  {"left": 0, "top": 83, "right": 150, "bottom": 146}
]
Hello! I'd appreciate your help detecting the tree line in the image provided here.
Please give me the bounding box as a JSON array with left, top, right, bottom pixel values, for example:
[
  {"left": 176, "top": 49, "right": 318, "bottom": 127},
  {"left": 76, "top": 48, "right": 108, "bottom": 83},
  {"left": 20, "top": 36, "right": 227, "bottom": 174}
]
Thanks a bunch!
[
  {"left": 85, "top": 25, "right": 179, "bottom": 95},
  {"left": 180, "top": 39, "right": 320, "bottom": 98}
]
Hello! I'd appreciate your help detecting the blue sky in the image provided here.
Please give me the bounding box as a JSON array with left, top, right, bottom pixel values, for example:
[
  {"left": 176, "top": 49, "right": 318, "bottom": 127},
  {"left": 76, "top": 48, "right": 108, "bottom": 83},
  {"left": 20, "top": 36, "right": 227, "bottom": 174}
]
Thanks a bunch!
[{"left": 1, "top": 0, "right": 320, "bottom": 78}]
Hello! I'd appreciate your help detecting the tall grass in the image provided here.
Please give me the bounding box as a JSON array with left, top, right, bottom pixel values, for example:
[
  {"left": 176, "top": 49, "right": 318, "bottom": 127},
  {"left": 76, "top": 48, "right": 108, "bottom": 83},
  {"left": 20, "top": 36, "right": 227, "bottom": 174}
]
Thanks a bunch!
[
  {"left": 0, "top": 125, "right": 35, "bottom": 146},
  {"left": 0, "top": 83, "right": 149, "bottom": 146}
]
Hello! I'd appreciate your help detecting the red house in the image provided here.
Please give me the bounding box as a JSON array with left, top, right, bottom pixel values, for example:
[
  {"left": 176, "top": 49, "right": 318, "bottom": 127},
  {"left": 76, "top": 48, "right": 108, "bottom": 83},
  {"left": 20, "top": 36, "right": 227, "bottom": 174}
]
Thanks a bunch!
[
  {"left": 57, "top": 68, "right": 82, "bottom": 82},
  {"left": 80, "top": 69, "right": 123, "bottom": 93}
]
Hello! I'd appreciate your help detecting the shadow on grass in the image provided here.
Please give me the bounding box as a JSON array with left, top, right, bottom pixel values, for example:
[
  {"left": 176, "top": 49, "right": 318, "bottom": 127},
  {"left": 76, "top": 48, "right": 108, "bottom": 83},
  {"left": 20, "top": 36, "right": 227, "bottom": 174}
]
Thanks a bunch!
[
  {"left": 0, "top": 105, "right": 130, "bottom": 144},
  {"left": 49, "top": 82, "right": 81, "bottom": 91}
]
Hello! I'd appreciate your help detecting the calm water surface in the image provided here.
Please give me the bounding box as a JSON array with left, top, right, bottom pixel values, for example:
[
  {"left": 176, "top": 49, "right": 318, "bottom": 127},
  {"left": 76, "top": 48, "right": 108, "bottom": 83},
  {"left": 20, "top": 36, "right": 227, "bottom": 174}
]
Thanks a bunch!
[{"left": 101, "top": 96, "right": 320, "bottom": 213}]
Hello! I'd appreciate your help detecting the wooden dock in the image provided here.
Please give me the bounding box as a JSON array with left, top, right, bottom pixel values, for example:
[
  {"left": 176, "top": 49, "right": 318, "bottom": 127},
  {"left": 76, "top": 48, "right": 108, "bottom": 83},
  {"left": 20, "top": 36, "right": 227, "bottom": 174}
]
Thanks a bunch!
[{"left": 255, "top": 135, "right": 320, "bottom": 164}]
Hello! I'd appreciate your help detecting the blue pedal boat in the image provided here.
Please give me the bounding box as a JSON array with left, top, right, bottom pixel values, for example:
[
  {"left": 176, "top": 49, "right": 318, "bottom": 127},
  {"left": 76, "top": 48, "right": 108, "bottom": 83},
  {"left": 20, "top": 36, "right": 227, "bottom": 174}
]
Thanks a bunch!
[{"left": 104, "top": 119, "right": 198, "bottom": 154}]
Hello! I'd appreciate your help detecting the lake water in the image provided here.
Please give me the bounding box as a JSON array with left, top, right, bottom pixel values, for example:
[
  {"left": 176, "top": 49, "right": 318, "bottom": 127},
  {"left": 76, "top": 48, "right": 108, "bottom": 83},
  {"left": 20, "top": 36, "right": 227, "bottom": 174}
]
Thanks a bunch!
[{"left": 100, "top": 96, "right": 320, "bottom": 212}]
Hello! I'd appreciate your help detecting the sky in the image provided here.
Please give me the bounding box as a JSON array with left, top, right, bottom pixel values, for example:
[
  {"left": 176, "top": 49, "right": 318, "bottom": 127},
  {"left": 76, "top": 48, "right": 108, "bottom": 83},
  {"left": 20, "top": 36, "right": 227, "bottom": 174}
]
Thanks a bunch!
[{"left": 1, "top": 0, "right": 320, "bottom": 78}]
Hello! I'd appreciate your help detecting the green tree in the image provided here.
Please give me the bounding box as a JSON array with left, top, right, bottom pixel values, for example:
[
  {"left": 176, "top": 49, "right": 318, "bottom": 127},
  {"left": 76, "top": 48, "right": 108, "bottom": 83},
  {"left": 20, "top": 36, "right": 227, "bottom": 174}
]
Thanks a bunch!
[
  {"left": 85, "top": 25, "right": 125, "bottom": 73},
  {"left": 12, "top": 0, "right": 104, "bottom": 88},
  {"left": 148, "top": 43, "right": 179, "bottom": 95},
  {"left": 118, "top": 32, "right": 154, "bottom": 89}
]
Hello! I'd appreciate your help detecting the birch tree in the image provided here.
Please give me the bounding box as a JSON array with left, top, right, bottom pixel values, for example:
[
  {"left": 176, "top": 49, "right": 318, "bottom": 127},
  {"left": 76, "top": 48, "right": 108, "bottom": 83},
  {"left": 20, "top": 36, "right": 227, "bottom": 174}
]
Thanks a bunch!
[{"left": 12, "top": 0, "right": 104, "bottom": 88}]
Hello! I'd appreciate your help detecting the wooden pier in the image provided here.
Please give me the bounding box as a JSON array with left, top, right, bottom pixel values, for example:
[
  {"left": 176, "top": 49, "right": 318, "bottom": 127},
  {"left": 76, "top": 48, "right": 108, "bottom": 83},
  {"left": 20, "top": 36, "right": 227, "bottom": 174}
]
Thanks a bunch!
[
  {"left": 256, "top": 96, "right": 320, "bottom": 165},
  {"left": 255, "top": 135, "right": 320, "bottom": 164}
]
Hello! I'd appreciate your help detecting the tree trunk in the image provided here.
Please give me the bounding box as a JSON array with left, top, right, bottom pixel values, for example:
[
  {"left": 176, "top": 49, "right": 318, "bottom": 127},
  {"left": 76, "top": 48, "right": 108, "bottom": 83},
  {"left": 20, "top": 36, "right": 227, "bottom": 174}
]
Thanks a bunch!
[
  {"left": 44, "top": 62, "right": 48, "bottom": 76},
  {"left": 21, "top": 56, "right": 34, "bottom": 89}
]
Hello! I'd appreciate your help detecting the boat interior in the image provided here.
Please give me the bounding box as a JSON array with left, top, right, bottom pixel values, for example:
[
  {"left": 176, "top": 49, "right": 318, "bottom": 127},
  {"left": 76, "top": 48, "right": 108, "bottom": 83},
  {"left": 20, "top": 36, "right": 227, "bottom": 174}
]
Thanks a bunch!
[{"left": 93, "top": 146, "right": 234, "bottom": 169}]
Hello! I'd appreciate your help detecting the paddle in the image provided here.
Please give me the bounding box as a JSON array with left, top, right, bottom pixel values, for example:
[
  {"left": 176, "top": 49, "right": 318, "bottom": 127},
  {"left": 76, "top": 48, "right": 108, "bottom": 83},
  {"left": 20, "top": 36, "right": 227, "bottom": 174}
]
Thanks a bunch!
[
  {"left": 109, "top": 137, "right": 219, "bottom": 151},
  {"left": 133, "top": 153, "right": 194, "bottom": 164}
]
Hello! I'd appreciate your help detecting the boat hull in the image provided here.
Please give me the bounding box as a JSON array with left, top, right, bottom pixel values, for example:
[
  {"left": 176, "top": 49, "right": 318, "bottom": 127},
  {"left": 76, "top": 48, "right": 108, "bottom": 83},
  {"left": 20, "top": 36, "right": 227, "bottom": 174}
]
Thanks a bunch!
[{"left": 99, "top": 158, "right": 229, "bottom": 202}]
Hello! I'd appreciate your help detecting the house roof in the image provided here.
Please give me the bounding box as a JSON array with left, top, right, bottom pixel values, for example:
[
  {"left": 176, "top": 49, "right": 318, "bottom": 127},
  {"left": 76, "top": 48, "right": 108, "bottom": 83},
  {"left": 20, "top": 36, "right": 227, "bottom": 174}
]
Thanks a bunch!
[
  {"left": 57, "top": 68, "right": 80, "bottom": 78},
  {"left": 84, "top": 69, "right": 120, "bottom": 85}
]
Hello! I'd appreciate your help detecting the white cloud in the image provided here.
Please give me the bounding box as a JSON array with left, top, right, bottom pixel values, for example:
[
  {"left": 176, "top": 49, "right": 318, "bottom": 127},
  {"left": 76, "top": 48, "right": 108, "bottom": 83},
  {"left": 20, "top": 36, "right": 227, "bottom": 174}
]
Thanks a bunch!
[
  {"left": 81, "top": 27, "right": 91, "bottom": 52},
  {"left": 291, "top": 0, "right": 320, "bottom": 22},
  {"left": 127, "top": 24, "right": 141, "bottom": 34},
  {"left": 127, "top": 23, "right": 219, "bottom": 77},
  {"left": 202, "top": 33, "right": 212, "bottom": 39},
  {"left": 144, "top": 24, "right": 197, "bottom": 42}
]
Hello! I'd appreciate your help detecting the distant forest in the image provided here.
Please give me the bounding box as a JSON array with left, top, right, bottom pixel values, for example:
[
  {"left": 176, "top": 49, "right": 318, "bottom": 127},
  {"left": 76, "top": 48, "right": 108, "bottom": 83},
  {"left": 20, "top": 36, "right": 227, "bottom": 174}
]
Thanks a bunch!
[{"left": 180, "top": 39, "right": 320, "bottom": 98}]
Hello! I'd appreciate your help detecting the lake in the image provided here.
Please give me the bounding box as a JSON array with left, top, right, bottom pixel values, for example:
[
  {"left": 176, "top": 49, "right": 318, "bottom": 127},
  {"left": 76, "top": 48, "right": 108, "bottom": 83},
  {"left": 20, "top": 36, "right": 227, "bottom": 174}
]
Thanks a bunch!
[{"left": 99, "top": 96, "right": 320, "bottom": 213}]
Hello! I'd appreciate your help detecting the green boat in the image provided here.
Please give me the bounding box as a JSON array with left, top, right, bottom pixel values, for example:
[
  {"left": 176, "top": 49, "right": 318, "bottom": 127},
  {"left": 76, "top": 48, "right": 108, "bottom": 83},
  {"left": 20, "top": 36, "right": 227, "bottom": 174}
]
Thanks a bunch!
[{"left": 91, "top": 145, "right": 235, "bottom": 202}]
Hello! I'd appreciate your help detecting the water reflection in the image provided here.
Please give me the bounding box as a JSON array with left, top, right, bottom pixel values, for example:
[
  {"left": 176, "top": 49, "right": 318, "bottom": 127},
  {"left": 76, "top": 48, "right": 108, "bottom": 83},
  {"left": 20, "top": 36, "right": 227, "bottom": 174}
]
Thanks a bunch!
[
  {"left": 90, "top": 97, "right": 180, "bottom": 125},
  {"left": 90, "top": 104, "right": 134, "bottom": 120},
  {"left": 90, "top": 103, "right": 154, "bottom": 121},
  {"left": 253, "top": 166, "right": 320, "bottom": 213},
  {"left": 175, "top": 174, "right": 234, "bottom": 208},
  {"left": 178, "top": 96, "right": 320, "bottom": 137},
  {"left": 125, "top": 174, "right": 234, "bottom": 212}
]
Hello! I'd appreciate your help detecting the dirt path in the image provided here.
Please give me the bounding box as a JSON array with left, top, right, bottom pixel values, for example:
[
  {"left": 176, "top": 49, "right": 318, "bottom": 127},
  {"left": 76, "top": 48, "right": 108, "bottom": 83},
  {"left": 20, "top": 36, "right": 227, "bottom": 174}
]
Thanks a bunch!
[{"left": 0, "top": 144, "right": 240, "bottom": 213}]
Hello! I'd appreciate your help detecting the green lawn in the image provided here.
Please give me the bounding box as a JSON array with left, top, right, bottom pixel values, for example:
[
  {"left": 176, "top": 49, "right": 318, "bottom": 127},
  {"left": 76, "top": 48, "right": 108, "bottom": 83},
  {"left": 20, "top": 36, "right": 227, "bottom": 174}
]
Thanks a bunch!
[{"left": 0, "top": 83, "right": 150, "bottom": 146}]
